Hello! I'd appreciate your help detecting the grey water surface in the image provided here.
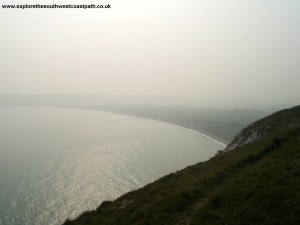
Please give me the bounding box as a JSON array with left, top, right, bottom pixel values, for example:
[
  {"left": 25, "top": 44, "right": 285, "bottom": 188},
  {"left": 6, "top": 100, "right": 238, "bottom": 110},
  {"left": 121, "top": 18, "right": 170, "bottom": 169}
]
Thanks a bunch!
[{"left": 0, "top": 107, "right": 225, "bottom": 225}]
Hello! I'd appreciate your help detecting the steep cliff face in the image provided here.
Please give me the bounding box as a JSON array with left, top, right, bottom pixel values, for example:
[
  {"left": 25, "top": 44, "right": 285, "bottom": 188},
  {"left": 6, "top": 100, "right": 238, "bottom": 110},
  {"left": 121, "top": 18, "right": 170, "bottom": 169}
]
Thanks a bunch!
[
  {"left": 224, "top": 105, "right": 300, "bottom": 152},
  {"left": 224, "top": 125, "right": 271, "bottom": 151}
]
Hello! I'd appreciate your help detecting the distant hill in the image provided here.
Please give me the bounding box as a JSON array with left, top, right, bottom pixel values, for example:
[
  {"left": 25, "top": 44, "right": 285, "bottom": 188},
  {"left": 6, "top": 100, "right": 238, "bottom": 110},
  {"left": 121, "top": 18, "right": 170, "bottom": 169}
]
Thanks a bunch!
[
  {"left": 0, "top": 94, "right": 274, "bottom": 144},
  {"left": 91, "top": 105, "right": 272, "bottom": 144},
  {"left": 63, "top": 105, "right": 300, "bottom": 225}
]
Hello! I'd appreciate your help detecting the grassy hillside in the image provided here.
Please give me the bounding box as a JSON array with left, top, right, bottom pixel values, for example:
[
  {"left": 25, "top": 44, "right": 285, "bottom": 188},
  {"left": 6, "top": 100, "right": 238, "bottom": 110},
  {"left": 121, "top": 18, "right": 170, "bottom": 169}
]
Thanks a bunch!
[{"left": 64, "top": 105, "right": 300, "bottom": 225}]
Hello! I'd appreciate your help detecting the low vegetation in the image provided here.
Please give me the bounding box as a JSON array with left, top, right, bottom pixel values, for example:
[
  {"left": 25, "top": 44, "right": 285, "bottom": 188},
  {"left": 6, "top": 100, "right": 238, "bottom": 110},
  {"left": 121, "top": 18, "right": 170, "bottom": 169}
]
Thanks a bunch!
[{"left": 64, "top": 105, "right": 300, "bottom": 225}]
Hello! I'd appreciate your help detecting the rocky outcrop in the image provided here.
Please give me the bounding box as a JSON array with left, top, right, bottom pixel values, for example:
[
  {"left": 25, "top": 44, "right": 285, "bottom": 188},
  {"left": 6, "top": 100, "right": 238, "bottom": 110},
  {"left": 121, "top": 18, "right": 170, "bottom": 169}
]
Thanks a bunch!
[{"left": 224, "top": 126, "right": 271, "bottom": 151}]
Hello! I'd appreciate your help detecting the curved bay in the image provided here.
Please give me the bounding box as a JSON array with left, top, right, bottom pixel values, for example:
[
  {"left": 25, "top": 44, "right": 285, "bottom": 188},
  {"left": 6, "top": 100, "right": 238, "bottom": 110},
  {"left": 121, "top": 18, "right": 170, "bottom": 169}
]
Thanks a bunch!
[{"left": 0, "top": 107, "right": 225, "bottom": 225}]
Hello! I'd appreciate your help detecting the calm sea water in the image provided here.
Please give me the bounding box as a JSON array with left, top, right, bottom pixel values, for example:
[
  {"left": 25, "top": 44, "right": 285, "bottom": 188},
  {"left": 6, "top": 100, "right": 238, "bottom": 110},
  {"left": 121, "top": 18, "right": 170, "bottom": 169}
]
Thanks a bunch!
[{"left": 0, "top": 107, "right": 225, "bottom": 225}]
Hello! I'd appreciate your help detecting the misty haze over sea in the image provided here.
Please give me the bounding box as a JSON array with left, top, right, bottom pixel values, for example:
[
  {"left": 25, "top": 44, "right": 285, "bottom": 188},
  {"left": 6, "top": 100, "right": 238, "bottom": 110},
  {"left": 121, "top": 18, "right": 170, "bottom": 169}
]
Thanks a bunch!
[{"left": 1, "top": 0, "right": 299, "bottom": 224}]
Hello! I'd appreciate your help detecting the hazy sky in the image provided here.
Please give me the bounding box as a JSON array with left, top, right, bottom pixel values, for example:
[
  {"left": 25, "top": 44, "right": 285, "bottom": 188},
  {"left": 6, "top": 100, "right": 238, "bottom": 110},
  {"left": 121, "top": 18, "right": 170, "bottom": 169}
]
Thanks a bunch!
[{"left": 1, "top": 0, "right": 299, "bottom": 107}]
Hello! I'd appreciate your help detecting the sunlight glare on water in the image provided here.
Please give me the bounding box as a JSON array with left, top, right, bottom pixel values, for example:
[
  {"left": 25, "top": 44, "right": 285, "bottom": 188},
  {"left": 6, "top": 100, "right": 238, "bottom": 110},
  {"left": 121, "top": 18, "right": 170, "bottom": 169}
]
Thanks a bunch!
[{"left": 0, "top": 107, "right": 225, "bottom": 225}]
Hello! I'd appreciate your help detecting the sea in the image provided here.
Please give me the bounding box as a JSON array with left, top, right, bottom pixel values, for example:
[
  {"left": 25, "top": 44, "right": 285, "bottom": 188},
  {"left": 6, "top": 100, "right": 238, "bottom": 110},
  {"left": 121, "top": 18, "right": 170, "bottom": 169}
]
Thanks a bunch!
[{"left": 0, "top": 107, "right": 225, "bottom": 225}]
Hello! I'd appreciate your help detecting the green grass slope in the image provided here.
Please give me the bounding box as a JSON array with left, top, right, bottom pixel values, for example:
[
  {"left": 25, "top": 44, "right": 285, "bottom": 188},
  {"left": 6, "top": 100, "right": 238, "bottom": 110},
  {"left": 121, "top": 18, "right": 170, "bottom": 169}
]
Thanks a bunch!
[{"left": 64, "top": 105, "right": 300, "bottom": 225}]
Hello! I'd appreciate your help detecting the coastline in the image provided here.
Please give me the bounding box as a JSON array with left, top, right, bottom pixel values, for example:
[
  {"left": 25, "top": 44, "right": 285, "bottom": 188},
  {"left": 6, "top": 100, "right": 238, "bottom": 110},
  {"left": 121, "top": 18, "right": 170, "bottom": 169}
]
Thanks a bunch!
[
  {"left": 0, "top": 105, "right": 227, "bottom": 147},
  {"left": 106, "top": 112, "right": 227, "bottom": 148},
  {"left": 0, "top": 105, "right": 226, "bottom": 225}
]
